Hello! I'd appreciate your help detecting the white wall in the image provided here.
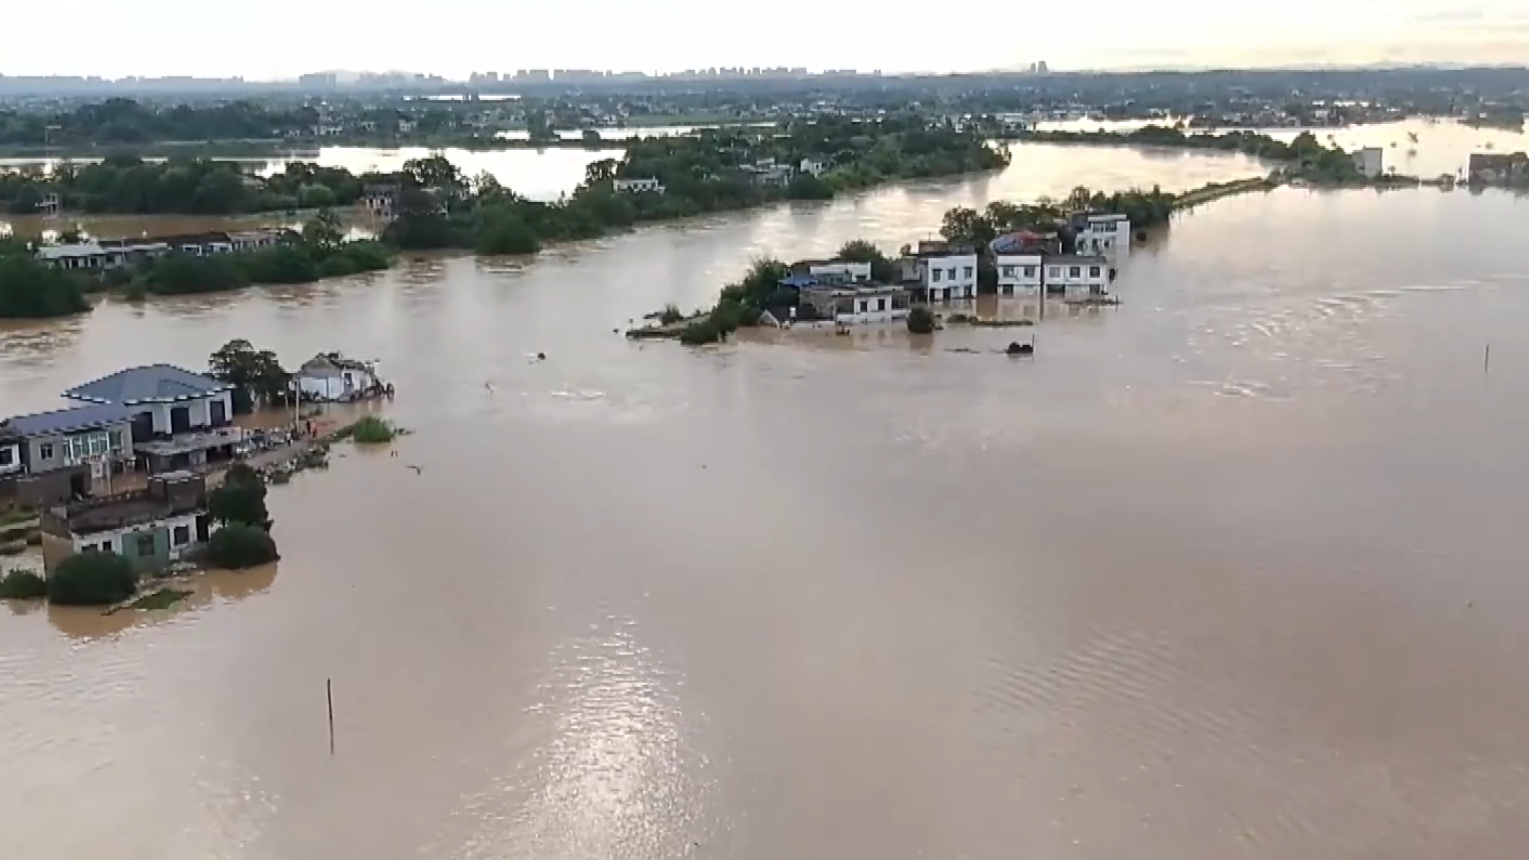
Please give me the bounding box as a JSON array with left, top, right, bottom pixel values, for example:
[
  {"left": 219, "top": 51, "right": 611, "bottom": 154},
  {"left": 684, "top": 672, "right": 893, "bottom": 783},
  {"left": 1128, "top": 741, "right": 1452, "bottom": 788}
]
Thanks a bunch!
[
  {"left": 995, "top": 254, "right": 1044, "bottom": 294},
  {"left": 1078, "top": 218, "right": 1131, "bottom": 261},
  {"left": 136, "top": 392, "right": 232, "bottom": 433},
  {"left": 70, "top": 512, "right": 202, "bottom": 556},
  {"left": 1044, "top": 259, "right": 1110, "bottom": 295},
  {"left": 836, "top": 294, "right": 909, "bottom": 324},
  {"left": 809, "top": 261, "right": 872, "bottom": 282},
  {"left": 922, "top": 254, "right": 979, "bottom": 300}
]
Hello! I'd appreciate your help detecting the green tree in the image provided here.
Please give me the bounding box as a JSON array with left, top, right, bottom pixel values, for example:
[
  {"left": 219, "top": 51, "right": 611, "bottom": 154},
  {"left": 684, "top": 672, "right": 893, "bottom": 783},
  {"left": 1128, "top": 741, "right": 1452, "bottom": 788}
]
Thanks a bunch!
[
  {"left": 49, "top": 552, "right": 140, "bottom": 606},
  {"left": 836, "top": 239, "right": 897, "bottom": 283},
  {"left": 207, "top": 523, "right": 279, "bottom": 569},
  {"left": 209, "top": 339, "right": 289, "bottom": 413},
  {"left": 906, "top": 306, "right": 936, "bottom": 334},
  {"left": 475, "top": 207, "right": 541, "bottom": 255},
  {"left": 209, "top": 470, "right": 272, "bottom": 531},
  {"left": 0, "top": 569, "right": 48, "bottom": 599},
  {"left": 402, "top": 154, "right": 466, "bottom": 195},
  {"left": 302, "top": 207, "right": 343, "bottom": 251},
  {"left": 0, "top": 256, "right": 92, "bottom": 319},
  {"left": 939, "top": 207, "right": 995, "bottom": 248}
]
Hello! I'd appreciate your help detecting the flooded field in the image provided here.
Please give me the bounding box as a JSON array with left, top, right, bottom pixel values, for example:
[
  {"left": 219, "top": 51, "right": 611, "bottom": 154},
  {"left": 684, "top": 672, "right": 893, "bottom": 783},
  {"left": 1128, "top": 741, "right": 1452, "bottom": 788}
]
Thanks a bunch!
[{"left": 2, "top": 135, "right": 1529, "bottom": 860}]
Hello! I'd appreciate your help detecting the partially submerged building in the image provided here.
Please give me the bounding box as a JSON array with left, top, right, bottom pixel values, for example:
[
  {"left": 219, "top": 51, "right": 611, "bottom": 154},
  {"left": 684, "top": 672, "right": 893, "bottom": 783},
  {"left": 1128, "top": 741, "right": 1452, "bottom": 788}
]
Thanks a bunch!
[
  {"left": 62, "top": 364, "right": 243, "bottom": 475},
  {"left": 40, "top": 472, "right": 211, "bottom": 573},
  {"left": 294, "top": 353, "right": 385, "bottom": 402}
]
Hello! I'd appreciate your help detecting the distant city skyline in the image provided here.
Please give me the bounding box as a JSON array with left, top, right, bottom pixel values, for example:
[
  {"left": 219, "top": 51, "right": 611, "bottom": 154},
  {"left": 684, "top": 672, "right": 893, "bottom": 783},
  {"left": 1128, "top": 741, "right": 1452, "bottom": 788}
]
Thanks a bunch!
[{"left": 4, "top": 0, "right": 1527, "bottom": 79}]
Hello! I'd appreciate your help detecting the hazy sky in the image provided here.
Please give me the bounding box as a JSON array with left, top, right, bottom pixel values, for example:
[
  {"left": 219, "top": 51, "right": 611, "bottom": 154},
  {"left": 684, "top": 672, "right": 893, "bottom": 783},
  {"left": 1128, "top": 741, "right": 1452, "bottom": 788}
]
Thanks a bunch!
[{"left": 12, "top": 0, "right": 1529, "bottom": 78}]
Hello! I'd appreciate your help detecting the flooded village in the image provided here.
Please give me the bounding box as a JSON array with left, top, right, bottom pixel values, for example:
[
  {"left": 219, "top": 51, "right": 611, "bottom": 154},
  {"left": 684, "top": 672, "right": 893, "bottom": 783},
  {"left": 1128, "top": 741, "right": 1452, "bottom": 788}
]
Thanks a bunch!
[{"left": 2, "top": 106, "right": 1529, "bottom": 860}]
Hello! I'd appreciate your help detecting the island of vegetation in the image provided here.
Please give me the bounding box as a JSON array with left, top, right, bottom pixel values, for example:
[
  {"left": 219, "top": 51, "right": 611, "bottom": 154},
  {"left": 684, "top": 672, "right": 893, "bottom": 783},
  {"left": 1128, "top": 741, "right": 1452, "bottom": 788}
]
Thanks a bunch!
[{"left": 0, "top": 117, "right": 1009, "bottom": 319}]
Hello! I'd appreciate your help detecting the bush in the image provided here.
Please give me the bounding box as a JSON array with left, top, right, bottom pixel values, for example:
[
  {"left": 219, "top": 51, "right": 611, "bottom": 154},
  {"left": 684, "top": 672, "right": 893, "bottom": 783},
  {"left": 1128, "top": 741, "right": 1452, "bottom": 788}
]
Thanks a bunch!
[
  {"left": 49, "top": 552, "right": 140, "bottom": 606},
  {"left": 906, "top": 306, "right": 936, "bottom": 334},
  {"left": 659, "top": 303, "right": 685, "bottom": 325},
  {"left": 0, "top": 569, "right": 48, "bottom": 600},
  {"left": 207, "top": 523, "right": 280, "bottom": 570},
  {"left": 349, "top": 415, "right": 397, "bottom": 444},
  {"left": 0, "top": 256, "right": 92, "bottom": 319},
  {"left": 475, "top": 208, "right": 542, "bottom": 255},
  {"left": 678, "top": 318, "right": 725, "bottom": 346}
]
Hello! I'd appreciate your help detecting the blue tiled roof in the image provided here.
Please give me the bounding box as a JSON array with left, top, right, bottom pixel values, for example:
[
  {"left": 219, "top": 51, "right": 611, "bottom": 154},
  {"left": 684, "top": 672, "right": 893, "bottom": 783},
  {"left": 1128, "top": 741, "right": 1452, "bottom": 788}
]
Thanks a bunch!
[
  {"left": 1, "top": 403, "right": 133, "bottom": 437},
  {"left": 63, "top": 364, "right": 227, "bottom": 404},
  {"left": 780, "top": 274, "right": 818, "bottom": 288}
]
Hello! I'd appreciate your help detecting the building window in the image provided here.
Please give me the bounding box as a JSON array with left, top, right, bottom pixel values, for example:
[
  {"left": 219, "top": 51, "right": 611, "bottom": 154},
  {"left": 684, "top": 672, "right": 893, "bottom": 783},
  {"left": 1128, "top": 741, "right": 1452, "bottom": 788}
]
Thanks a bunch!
[
  {"left": 136, "top": 533, "right": 156, "bottom": 556},
  {"left": 931, "top": 268, "right": 942, "bottom": 282},
  {"left": 0, "top": 447, "right": 12, "bottom": 467},
  {"left": 962, "top": 266, "right": 974, "bottom": 279},
  {"left": 1049, "top": 268, "right": 1061, "bottom": 279},
  {"left": 109, "top": 431, "right": 124, "bottom": 451},
  {"left": 1069, "top": 266, "right": 1082, "bottom": 277},
  {"left": 1090, "top": 266, "right": 1102, "bottom": 277},
  {"left": 1001, "top": 266, "right": 1014, "bottom": 277},
  {"left": 877, "top": 298, "right": 887, "bottom": 312},
  {"left": 1023, "top": 266, "right": 1036, "bottom": 277},
  {"left": 947, "top": 268, "right": 956, "bottom": 281},
  {"left": 39, "top": 442, "right": 54, "bottom": 460},
  {"left": 173, "top": 525, "right": 191, "bottom": 547}
]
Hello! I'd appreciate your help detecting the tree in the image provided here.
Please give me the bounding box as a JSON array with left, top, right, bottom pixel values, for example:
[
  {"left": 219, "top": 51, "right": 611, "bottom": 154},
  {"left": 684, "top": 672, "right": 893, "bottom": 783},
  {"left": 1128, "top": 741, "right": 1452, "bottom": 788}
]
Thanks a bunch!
[
  {"left": 0, "top": 256, "right": 92, "bottom": 319},
  {"left": 906, "top": 306, "right": 936, "bottom": 334},
  {"left": 475, "top": 207, "right": 541, "bottom": 255},
  {"left": 583, "top": 158, "right": 619, "bottom": 188},
  {"left": 209, "top": 339, "right": 290, "bottom": 413},
  {"left": 207, "top": 523, "right": 279, "bottom": 569},
  {"left": 402, "top": 154, "right": 466, "bottom": 195},
  {"left": 0, "top": 569, "right": 48, "bottom": 599},
  {"left": 836, "top": 239, "right": 897, "bottom": 283},
  {"left": 939, "top": 207, "right": 995, "bottom": 248},
  {"left": 209, "top": 469, "right": 272, "bottom": 531},
  {"left": 49, "top": 552, "right": 140, "bottom": 606},
  {"left": 302, "top": 207, "right": 343, "bottom": 251}
]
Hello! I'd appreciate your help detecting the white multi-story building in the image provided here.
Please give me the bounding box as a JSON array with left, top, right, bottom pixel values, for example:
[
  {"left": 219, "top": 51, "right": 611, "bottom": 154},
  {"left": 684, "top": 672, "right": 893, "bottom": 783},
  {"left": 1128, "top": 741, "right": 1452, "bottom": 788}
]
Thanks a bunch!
[
  {"left": 800, "top": 286, "right": 911, "bottom": 325},
  {"left": 995, "top": 252, "right": 1044, "bottom": 295},
  {"left": 1073, "top": 213, "right": 1131, "bottom": 262},
  {"left": 613, "top": 177, "right": 666, "bottom": 194},
  {"left": 1042, "top": 254, "right": 1110, "bottom": 296},
  {"left": 905, "top": 243, "right": 978, "bottom": 301}
]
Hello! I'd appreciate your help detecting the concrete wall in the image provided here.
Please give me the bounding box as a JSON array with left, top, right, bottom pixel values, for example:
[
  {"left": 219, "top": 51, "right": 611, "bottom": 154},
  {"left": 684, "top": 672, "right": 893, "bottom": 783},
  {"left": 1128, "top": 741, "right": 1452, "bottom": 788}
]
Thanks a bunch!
[
  {"left": 66, "top": 512, "right": 203, "bottom": 572},
  {"left": 996, "top": 254, "right": 1044, "bottom": 293},
  {"left": 923, "top": 254, "right": 979, "bottom": 300},
  {"left": 25, "top": 421, "right": 132, "bottom": 474},
  {"left": 1044, "top": 260, "right": 1110, "bottom": 295},
  {"left": 131, "top": 391, "right": 233, "bottom": 435}
]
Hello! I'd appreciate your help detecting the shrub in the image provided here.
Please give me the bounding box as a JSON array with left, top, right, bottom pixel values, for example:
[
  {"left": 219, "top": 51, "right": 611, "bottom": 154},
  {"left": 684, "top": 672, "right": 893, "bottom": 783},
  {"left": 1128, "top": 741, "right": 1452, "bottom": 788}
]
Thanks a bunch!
[
  {"left": 49, "top": 552, "right": 140, "bottom": 606},
  {"left": 659, "top": 303, "right": 685, "bottom": 325},
  {"left": 0, "top": 569, "right": 47, "bottom": 600},
  {"left": 349, "top": 415, "right": 397, "bottom": 444},
  {"left": 678, "top": 318, "right": 725, "bottom": 346},
  {"left": 207, "top": 524, "right": 280, "bottom": 570},
  {"left": 906, "top": 306, "right": 936, "bottom": 334}
]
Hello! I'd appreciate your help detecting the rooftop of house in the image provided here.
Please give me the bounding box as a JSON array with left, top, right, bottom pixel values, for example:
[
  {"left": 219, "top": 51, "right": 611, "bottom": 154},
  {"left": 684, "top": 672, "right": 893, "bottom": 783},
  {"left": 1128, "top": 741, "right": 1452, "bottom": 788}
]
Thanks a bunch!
[
  {"left": 157, "top": 232, "right": 233, "bottom": 247},
  {"left": 300, "top": 352, "right": 375, "bottom": 374},
  {"left": 1044, "top": 253, "right": 1110, "bottom": 265},
  {"left": 801, "top": 284, "right": 908, "bottom": 297},
  {"left": 0, "top": 403, "right": 133, "bottom": 438},
  {"left": 34, "top": 242, "right": 106, "bottom": 260},
  {"left": 47, "top": 472, "right": 206, "bottom": 536},
  {"left": 63, "top": 364, "right": 229, "bottom": 405}
]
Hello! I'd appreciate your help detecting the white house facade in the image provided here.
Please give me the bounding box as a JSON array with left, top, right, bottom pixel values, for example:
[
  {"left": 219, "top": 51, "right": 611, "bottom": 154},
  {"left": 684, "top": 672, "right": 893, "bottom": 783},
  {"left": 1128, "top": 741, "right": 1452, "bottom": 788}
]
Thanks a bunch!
[
  {"left": 995, "top": 252, "right": 1044, "bottom": 295},
  {"left": 1075, "top": 214, "right": 1131, "bottom": 262},
  {"left": 295, "top": 354, "right": 381, "bottom": 402},
  {"left": 919, "top": 253, "right": 979, "bottom": 301},
  {"left": 1043, "top": 254, "right": 1110, "bottom": 296},
  {"left": 800, "top": 157, "right": 827, "bottom": 177},
  {"left": 1351, "top": 147, "right": 1384, "bottom": 178}
]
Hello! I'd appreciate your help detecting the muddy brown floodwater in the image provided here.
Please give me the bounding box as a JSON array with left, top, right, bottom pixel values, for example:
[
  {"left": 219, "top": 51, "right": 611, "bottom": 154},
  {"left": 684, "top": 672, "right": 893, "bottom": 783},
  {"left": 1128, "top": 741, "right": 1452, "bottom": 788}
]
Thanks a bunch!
[{"left": 3, "top": 130, "right": 1529, "bottom": 860}]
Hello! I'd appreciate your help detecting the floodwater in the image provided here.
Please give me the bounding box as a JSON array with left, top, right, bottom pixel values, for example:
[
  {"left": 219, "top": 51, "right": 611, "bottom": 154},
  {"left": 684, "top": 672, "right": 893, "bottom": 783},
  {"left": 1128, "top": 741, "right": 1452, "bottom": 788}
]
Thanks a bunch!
[{"left": 4, "top": 134, "right": 1529, "bottom": 860}]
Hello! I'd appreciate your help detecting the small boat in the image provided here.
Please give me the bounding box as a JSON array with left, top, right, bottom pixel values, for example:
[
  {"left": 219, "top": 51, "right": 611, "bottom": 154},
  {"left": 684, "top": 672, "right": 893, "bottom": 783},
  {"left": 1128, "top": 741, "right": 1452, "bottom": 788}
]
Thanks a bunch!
[{"left": 1006, "top": 341, "right": 1034, "bottom": 356}]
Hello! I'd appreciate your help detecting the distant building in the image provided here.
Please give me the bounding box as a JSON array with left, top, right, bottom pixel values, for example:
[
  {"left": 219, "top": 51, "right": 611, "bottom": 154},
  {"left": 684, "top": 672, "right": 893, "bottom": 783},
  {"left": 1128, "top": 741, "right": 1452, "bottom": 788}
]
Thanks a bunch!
[
  {"left": 1468, "top": 151, "right": 1529, "bottom": 185},
  {"left": 799, "top": 157, "right": 828, "bottom": 178},
  {"left": 294, "top": 354, "right": 383, "bottom": 402},
  {"left": 794, "top": 259, "right": 871, "bottom": 284},
  {"left": 1351, "top": 147, "right": 1384, "bottom": 179},
  {"left": 798, "top": 285, "right": 911, "bottom": 325},
  {"left": 613, "top": 177, "right": 666, "bottom": 194}
]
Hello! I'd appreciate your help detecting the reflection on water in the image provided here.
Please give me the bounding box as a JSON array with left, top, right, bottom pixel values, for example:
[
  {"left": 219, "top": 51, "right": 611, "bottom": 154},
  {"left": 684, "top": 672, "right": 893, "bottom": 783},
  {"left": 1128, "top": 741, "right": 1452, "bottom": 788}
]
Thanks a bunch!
[{"left": 3, "top": 137, "right": 1529, "bottom": 859}]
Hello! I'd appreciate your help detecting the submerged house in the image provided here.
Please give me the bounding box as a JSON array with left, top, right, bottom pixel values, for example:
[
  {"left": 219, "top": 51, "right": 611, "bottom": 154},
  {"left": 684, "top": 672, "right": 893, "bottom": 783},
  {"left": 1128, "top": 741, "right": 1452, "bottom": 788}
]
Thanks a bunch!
[
  {"left": 40, "top": 472, "right": 212, "bottom": 573},
  {"left": 0, "top": 403, "right": 133, "bottom": 504},
  {"left": 798, "top": 284, "right": 911, "bottom": 325},
  {"left": 294, "top": 353, "right": 384, "bottom": 402}
]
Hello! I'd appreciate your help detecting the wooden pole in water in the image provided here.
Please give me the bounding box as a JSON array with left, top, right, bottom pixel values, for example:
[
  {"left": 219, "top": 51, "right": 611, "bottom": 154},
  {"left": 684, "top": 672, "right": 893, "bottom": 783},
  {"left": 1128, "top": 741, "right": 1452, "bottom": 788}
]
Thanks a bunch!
[
  {"left": 1484, "top": 343, "right": 1491, "bottom": 373},
  {"left": 327, "top": 677, "right": 335, "bottom": 756}
]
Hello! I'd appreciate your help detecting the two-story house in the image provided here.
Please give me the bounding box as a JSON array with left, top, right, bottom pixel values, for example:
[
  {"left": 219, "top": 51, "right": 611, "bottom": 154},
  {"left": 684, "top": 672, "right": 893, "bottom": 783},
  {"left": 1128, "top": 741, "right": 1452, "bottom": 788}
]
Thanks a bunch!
[
  {"left": 0, "top": 403, "right": 134, "bottom": 504},
  {"left": 62, "top": 364, "right": 243, "bottom": 475},
  {"left": 901, "top": 240, "right": 979, "bottom": 302}
]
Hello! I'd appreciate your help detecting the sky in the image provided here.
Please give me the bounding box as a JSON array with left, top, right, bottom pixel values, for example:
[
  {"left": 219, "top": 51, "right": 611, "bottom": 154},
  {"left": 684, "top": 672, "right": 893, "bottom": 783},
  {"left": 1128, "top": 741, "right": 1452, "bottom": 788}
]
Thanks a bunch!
[{"left": 11, "top": 0, "right": 1529, "bottom": 78}]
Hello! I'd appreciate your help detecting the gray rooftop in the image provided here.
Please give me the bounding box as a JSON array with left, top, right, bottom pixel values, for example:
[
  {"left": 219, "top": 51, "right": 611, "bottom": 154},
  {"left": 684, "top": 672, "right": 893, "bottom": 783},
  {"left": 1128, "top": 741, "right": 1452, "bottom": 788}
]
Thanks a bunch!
[
  {"left": 1, "top": 403, "right": 133, "bottom": 437},
  {"left": 63, "top": 364, "right": 229, "bottom": 405}
]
